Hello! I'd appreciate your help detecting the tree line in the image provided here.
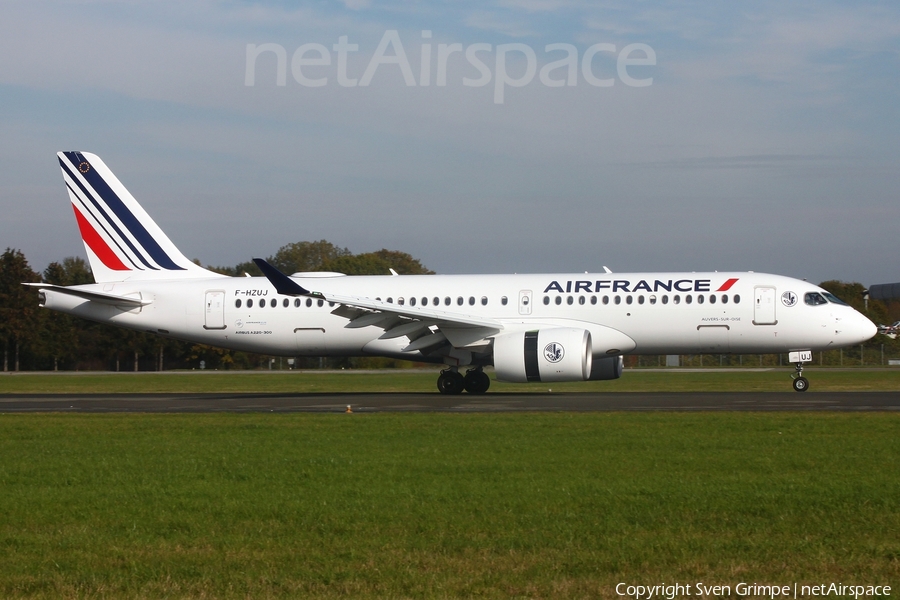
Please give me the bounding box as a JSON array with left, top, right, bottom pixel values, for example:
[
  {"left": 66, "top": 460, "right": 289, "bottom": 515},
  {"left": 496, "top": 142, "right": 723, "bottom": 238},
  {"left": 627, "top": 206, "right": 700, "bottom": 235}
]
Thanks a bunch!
[
  {"left": 1, "top": 244, "right": 898, "bottom": 371},
  {"left": 0, "top": 242, "right": 432, "bottom": 372}
]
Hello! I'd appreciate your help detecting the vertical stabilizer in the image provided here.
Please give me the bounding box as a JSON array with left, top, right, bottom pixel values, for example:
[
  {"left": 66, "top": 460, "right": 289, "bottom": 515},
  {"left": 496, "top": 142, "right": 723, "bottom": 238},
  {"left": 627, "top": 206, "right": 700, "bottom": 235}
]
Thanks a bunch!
[{"left": 57, "top": 151, "right": 222, "bottom": 283}]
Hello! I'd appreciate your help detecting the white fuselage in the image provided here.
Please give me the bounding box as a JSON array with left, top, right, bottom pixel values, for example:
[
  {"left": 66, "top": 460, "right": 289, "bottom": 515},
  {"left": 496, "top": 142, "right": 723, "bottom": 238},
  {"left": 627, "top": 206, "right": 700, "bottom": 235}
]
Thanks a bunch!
[{"left": 41, "top": 271, "right": 877, "bottom": 361}]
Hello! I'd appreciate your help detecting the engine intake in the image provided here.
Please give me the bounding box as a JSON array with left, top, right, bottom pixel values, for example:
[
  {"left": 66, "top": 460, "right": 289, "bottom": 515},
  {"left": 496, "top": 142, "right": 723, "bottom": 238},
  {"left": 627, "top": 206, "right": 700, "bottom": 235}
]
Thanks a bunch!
[{"left": 493, "top": 328, "right": 592, "bottom": 383}]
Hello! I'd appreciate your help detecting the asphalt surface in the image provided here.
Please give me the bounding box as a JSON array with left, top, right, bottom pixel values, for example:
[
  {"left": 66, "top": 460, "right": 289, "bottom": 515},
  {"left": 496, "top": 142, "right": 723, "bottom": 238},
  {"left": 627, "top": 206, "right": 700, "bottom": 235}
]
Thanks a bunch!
[{"left": 0, "top": 391, "right": 898, "bottom": 412}]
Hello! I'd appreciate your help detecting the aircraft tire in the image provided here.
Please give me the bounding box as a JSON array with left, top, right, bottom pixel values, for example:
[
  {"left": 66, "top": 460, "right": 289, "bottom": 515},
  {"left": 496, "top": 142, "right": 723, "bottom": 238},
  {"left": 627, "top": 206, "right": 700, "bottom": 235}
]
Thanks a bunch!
[
  {"left": 463, "top": 370, "right": 491, "bottom": 394},
  {"left": 437, "top": 370, "right": 465, "bottom": 395},
  {"left": 792, "top": 376, "right": 809, "bottom": 392}
]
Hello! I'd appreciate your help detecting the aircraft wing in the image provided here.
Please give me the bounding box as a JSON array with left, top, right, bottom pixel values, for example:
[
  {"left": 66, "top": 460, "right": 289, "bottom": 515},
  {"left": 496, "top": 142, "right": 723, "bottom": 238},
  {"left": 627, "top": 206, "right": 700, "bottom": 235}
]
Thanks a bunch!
[
  {"left": 324, "top": 292, "right": 503, "bottom": 349},
  {"left": 253, "top": 258, "right": 502, "bottom": 349},
  {"left": 23, "top": 283, "right": 151, "bottom": 307}
]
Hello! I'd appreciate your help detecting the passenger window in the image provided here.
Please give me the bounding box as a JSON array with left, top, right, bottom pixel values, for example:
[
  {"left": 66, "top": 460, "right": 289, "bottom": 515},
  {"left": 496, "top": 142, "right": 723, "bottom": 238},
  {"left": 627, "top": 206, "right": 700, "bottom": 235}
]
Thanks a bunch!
[
  {"left": 649, "top": 295, "right": 657, "bottom": 305},
  {"left": 481, "top": 296, "right": 488, "bottom": 306},
  {"left": 567, "top": 296, "right": 574, "bottom": 305},
  {"left": 398, "top": 297, "right": 405, "bottom": 305},
  {"left": 259, "top": 299, "right": 265, "bottom": 309},
  {"left": 468, "top": 297, "right": 475, "bottom": 306},
  {"left": 662, "top": 295, "right": 669, "bottom": 305},
  {"left": 410, "top": 297, "right": 416, "bottom": 306},
  {"left": 444, "top": 297, "right": 451, "bottom": 306},
  {"left": 697, "top": 295, "right": 704, "bottom": 305},
  {"left": 387, "top": 297, "right": 393, "bottom": 304},
  {"left": 579, "top": 296, "right": 586, "bottom": 305},
  {"left": 733, "top": 294, "right": 740, "bottom": 304},
  {"left": 686, "top": 295, "right": 692, "bottom": 304},
  {"left": 638, "top": 295, "right": 645, "bottom": 305},
  {"left": 235, "top": 299, "right": 242, "bottom": 308},
  {"left": 457, "top": 297, "right": 464, "bottom": 306},
  {"left": 626, "top": 296, "right": 633, "bottom": 305},
  {"left": 543, "top": 296, "right": 550, "bottom": 305},
  {"left": 615, "top": 296, "right": 621, "bottom": 305},
  {"left": 306, "top": 298, "right": 312, "bottom": 307},
  {"left": 709, "top": 295, "right": 716, "bottom": 304},
  {"left": 721, "top": 295, "right": 728, "bottom": 304},
  {"left": 555, "top": 296, "right": 562, "bottom": 305},
  {"left": 283, "top": 298, "right": 289, "bottom": 308},
  {"left": 501, "top": 296, "right": 508, "bottom": 306},
  {"left": 294, "top": 298, "right": 301, "bottom": 307},
  {"left": 591, "top": 296, "right": 597, "bottom": 305},
  {"left": 247, "top": 299, "right": 253, "bottom": 308},
  {"left": 434, "top": 297, "right": 440, "bottom": 306},
  {"left": 603, "top": 296, "right": 610, "bottom": 305},
  {"left": 673, "top": 295, "right": 680, "bottom": 304},
  {"left": 421, "top": 297, "right": 428, "bottom": 306},
  {"left": 317, "top": 299, "right": 324, "bottom": 307}
]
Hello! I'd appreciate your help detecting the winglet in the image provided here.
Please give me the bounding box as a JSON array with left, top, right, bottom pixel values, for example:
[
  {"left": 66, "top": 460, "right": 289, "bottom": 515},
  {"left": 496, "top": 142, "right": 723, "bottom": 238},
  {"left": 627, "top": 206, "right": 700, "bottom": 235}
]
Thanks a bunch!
[{"left": 253, "top": 258, "right": 311, "bottom": 296}]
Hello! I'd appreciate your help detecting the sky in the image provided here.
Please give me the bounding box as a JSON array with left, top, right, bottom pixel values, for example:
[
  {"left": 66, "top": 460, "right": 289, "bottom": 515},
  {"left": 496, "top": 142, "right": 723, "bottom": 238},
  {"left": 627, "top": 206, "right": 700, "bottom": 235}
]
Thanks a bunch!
[{"left": 1, "top": 0, "right": 898, "bottom": 285}]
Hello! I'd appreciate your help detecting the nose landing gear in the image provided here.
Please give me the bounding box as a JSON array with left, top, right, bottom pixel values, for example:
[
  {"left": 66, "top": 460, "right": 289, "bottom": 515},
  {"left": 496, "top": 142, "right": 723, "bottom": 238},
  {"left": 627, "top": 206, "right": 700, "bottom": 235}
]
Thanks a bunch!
[
  {"left": 791, "top": 362, "right": 809, "bottom": 392},
  {"left": 788, "top": 351, "right": 812, "bottom": 392}
]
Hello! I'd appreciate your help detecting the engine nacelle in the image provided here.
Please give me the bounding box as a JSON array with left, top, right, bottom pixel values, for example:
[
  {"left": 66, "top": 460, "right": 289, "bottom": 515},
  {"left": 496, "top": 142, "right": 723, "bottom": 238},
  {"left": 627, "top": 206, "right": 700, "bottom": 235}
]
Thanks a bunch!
[
  {"left": 588, "top": 355, "right": 623, "bottom": 380},
  {"left": 493, "top": 328, "right": 592, "bottom": 383}
]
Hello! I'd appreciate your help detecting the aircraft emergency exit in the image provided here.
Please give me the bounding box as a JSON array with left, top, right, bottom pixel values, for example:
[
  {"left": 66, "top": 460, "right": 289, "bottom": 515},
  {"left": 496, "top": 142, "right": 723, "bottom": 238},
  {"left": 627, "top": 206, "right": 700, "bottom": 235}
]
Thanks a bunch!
[{"left": 30, "top": 152, "right": 877, "bottom": 393}]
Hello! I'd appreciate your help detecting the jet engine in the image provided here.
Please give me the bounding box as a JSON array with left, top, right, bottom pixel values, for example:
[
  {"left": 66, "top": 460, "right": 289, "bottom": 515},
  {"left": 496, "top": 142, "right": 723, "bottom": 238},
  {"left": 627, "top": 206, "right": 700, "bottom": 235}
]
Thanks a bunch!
[{"left": 493, "top": 328, "right": 592, "bottom": 383}]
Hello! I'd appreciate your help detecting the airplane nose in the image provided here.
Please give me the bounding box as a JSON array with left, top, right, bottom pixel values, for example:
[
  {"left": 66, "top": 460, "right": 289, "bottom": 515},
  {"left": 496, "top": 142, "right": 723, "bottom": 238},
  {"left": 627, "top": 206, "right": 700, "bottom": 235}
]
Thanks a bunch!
[{"left": 851, "top": 312, "right": 878, "bottom": 344}]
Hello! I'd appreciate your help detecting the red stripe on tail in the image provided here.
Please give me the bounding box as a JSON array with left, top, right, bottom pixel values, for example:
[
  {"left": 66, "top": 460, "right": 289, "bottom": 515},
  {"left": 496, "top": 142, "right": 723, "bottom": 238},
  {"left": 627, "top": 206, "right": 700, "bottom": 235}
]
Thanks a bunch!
[{"left": 72, "top": 205, "right": 130, "bottom": 271}]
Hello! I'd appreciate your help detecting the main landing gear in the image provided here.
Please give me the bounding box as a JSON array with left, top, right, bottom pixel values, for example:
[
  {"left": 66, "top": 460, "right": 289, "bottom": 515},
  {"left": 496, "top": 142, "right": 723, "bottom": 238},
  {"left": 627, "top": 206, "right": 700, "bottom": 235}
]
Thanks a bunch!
[
  {"left": 791, "top": 362, "right": 809, "bottom": 392},
  {"left": 437, "top": 367, "right": 490, "bottom": 395}
]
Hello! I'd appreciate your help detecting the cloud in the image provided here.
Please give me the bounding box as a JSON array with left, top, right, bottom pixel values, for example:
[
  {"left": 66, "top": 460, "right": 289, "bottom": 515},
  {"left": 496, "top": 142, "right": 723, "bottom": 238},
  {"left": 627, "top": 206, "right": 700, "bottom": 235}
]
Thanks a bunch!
[
  {"left": 464, "top": 10, "right": 537, "bottom": 38},
  {"left": 1, "top": 1, "right": 899, "bottom": 284}
]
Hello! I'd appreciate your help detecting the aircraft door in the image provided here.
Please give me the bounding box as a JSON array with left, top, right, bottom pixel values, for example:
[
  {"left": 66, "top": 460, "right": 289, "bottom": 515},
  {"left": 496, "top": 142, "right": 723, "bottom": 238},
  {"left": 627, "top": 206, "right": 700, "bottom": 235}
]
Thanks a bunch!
[
  {"left": 753, "top": 286, "right": 777, "bottom": 325},
  {"left": 204, "top": 290, "right": 226, "bottom": 330},
  {"left": 295, "top": 328, "right": 325, "bottom": 355},
  {"left": 518, "top": 290, "right": 533, "bottom": 315},
  {"left": 698, "top": 325, "right": 730, "bottom": 352}
]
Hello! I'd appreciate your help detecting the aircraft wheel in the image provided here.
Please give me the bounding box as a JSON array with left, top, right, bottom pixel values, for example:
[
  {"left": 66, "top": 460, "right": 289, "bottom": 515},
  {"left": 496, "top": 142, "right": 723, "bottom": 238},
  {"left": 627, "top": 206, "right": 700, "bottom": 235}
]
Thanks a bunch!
[
  {"left": 792, "top": 376, "right": 809, "bottom": 392},
  {"left": 464, "top": 369, "right": 491, "bottom": 394},
  {"left": 437, "top": 370, "right": 465, "bottom": 395}
]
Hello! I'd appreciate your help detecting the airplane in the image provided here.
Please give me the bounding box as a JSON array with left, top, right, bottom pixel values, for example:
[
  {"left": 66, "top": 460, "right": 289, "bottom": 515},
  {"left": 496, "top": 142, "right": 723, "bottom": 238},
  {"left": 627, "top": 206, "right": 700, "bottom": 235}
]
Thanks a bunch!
[{"left": 28, "top": 151, "right": 877, "bottom": 394}]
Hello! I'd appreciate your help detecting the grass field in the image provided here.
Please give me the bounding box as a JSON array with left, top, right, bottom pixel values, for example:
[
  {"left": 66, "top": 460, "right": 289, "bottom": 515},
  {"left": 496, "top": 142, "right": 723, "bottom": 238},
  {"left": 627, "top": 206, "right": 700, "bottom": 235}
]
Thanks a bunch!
[
  {"left": 1, "top": 412, "right": 898, "bottom": 599},
  {"left": 1, "top": 372, "right": 898, "bottom": 598},
  {"left": 2, "top": 367, "right": 900, "bottom": 394}
]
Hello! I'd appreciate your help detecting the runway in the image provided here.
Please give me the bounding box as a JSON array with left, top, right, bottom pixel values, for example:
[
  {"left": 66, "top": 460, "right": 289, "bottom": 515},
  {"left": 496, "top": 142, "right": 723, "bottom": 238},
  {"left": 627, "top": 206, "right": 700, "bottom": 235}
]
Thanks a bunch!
[{"left": 0, "top": 391, "right": 898, "bottom": 412}]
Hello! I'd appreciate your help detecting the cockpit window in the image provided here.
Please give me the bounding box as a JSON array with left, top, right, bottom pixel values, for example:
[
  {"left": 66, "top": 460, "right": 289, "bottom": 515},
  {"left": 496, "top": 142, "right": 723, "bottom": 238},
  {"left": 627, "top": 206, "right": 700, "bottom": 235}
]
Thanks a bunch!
[
  {"left": 804, "top": 292, "right": 828, "bottom": 306},
  {"left": 822, "top": 292, "right": 849, "bottom": 306}
]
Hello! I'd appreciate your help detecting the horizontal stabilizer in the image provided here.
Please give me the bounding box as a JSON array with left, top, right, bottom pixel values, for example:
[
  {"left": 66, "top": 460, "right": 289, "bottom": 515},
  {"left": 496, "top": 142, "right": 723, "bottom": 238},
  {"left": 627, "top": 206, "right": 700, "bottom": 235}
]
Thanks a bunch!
[{"left": 24, "top": 283, "right": 151, "bottom": 307}]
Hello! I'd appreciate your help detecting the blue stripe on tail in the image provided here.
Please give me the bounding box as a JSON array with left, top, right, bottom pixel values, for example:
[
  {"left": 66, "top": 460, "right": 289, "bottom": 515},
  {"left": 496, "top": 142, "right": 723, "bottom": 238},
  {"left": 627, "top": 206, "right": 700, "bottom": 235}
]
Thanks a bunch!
[{"left": 61, "top": 152, "right": 185, "bottom": 271}]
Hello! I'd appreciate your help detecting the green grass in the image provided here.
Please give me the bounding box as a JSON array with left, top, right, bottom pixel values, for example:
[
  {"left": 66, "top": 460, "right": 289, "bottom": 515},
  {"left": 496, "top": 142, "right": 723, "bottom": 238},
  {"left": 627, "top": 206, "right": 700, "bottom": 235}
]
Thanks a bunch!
[
  {"left": 1, "top": 413, "right": 898, "bottom": 598},
  {"left": 2, "top": 368, "right": 900, "bottom": 394}
]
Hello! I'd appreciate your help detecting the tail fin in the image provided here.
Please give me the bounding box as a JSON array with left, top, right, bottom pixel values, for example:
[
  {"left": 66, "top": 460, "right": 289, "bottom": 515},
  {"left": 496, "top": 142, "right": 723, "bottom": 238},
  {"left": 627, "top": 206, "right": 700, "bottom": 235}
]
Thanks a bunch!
[{"left": 57, "top": 151, "right": 222, "bottom": 283}]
